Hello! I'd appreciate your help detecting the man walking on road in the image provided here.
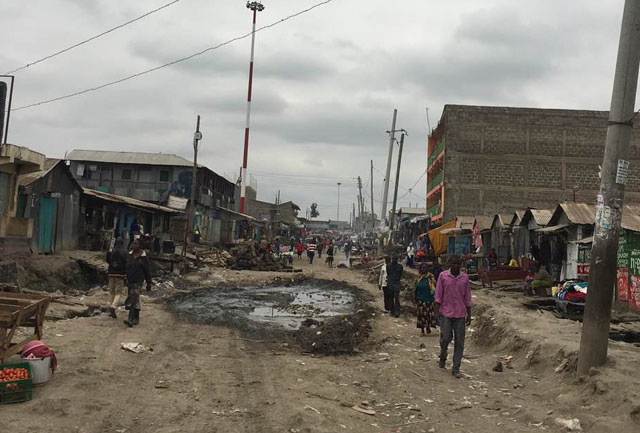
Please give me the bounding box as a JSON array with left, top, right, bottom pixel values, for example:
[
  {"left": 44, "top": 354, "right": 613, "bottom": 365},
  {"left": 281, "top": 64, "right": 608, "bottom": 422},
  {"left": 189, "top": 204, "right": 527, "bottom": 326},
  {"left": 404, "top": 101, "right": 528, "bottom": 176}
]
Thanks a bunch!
[
  {"left": 386, "top": 255, "right": 404, "bottom": 318},
  {"left": 306, "top": 240, "right": 317, "bottom": 264},
  {"left": 435, "top": 255, "right": 472, "bottom": 378}
]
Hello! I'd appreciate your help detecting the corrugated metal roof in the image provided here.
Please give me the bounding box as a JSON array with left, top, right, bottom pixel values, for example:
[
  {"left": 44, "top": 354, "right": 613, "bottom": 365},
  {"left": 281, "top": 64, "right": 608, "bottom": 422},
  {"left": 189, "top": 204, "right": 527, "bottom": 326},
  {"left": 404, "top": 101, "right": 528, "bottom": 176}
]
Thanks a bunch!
[
  {"left": 559, "top": 203, "right": 596, "bottom": 225},
  {"left": 18, "top": 159, "right": 82, "bottom": 190},
  {"left": 623, "top": 205, "right": 640, "bottom": 232},
  {"left": 510, "top": 210, "right": 526, "bottom": 226},
  {"left": 473, "top": 215, "right": 493, "bottom": 231},
  {"left": 530, "top": 209, "right": 553, "bottom": 226},
  {"left": 67, "top": 149, "right": 193, "bottom": 167},
  {"left": 83, "top": 188, "right": 182, "bottom": 214},
  {"left": 536, "top": 224, "right": 570, "bottom": 233},
  {"left": 456, "top": 215, "right": 475, "bottom": 230},
  {"left": 549, "top": 202, "right": 640, "bottom": 232}
]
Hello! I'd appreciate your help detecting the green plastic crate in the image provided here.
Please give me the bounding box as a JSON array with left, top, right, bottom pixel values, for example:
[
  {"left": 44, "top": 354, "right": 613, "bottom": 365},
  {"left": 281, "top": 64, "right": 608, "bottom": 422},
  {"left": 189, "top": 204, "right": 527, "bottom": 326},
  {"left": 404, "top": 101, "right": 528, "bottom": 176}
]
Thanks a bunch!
[{"left": 0, "top": 361, "right": 33, "bottom": 404}]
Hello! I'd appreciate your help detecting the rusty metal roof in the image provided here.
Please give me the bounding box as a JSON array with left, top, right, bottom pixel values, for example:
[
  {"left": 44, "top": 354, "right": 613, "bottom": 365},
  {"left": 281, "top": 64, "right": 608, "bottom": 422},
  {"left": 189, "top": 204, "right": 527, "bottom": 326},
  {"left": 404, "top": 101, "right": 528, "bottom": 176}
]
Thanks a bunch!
[
  {"left": 456, "top": 216, "right": 476, "bottom": 230},
  {"left": 550, "top": 202, "right": 640, "bottom": 232},
  {"left": 558, "top": 203, "right": 597, "bottom": 225},
  {"left": 510, "top": 210, "right": 526, "bottom": 226},
  {"left": 473, "top": 215, "right": 493, "bottom": 232},
  {"left": 492, "top": 213, "right": 514, "bottom": 228},
  {"left": 529, "top": 209, "right": 553, "bottom": 226},
  {"left": 68, "top": 149, "right": 193, "bottom": 167},
  {"left": 83, "top": 188, "right": 182, "bottom": 214}
]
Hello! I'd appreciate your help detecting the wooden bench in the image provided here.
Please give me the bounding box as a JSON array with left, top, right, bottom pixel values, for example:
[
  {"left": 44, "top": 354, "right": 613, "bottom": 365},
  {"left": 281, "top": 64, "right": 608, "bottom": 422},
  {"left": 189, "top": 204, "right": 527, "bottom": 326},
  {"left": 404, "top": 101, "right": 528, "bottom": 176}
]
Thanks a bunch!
[{"left": 478, "top": 268, "right": 529, "bottom": 288}]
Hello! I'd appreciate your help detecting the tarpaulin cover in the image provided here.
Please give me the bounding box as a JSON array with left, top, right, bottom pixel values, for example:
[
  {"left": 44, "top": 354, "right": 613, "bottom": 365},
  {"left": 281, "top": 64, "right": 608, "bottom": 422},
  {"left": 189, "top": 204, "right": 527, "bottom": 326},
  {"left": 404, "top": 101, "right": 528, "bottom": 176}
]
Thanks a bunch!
[{"left": 428, "top": 220, "right": 456, "bottom": 255}]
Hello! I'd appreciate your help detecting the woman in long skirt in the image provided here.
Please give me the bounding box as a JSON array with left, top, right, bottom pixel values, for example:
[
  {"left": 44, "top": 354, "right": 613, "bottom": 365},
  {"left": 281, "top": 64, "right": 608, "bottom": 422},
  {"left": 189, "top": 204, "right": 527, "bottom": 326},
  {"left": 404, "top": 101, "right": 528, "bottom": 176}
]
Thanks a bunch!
[{"left": 415, "top": 263, "right": 437, "bottom": 335}]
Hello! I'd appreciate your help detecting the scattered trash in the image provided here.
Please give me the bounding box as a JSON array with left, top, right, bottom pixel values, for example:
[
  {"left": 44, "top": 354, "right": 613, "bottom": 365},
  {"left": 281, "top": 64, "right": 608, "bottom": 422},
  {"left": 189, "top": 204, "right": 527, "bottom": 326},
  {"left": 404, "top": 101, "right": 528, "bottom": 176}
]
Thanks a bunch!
[
  {"left": 555, "top": 418, "right": 582, "bottom": 431},
  {"left": 352, "top": 406, "right": 376, "bottom": 416},
  {"left": 304, "top": 405, "right": 321, "bottom": 415},
  {"left": 555, "top": 359, "right": 570, "bottom": 373},
  {"left": 120, "top": 342, "right": 152, "bottom": 354}
]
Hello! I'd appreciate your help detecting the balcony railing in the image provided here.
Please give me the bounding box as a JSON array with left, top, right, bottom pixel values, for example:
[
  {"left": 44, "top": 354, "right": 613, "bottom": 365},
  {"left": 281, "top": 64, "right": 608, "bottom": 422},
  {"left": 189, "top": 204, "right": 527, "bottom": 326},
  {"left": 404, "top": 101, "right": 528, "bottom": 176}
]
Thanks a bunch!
[
  {"left": 427, "top": 203, "right": 441, "bottom": 217},
  {"left": 427, "top": 137, "right": 445, "bottom": 167},
  {"left": 427, "top": 171, "right": 443, "bottom": 192}
]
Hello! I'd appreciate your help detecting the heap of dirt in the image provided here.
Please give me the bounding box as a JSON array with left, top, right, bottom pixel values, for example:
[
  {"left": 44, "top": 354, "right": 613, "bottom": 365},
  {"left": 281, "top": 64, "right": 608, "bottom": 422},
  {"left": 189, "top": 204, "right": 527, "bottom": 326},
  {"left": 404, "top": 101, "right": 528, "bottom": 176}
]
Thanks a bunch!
[
  {"left": 168, "top": 278, "right": 373, "bottom": 355},
  {"left": 16, "top": 255, "right": 106, "bottom": 293},
  {"left": 228, "top": 240, "right": 293, "bottom": 271}
]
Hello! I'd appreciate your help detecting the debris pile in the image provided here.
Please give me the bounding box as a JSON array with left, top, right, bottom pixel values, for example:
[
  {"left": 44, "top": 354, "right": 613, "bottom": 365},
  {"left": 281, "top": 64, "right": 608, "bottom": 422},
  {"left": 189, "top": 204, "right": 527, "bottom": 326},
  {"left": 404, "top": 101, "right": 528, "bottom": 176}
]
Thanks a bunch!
[
  {"left": 228, "top": 241, "right": 293, "bottom": 271},
  {"left": 198, "top": 248, "right": 232, "bottom": 268}
]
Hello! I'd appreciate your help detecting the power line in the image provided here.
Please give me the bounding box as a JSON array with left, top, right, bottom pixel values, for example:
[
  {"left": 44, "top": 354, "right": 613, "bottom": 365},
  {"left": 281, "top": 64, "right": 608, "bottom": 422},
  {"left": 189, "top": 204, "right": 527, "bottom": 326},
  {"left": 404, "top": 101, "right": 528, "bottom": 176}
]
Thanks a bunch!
[
  {"left": 12, "top": 0, "right": 336, "bottom": 111},
  {"left": 5, "top": 0, "right": 184, "bottom": 75}
]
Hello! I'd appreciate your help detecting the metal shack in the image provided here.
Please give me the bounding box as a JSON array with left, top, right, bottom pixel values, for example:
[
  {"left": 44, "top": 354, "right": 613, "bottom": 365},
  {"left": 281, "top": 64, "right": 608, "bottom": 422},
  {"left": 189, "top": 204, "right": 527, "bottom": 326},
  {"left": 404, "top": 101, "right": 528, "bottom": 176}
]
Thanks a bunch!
[{"left": 17, "top": 159, "right": 82, "bottom": 254}]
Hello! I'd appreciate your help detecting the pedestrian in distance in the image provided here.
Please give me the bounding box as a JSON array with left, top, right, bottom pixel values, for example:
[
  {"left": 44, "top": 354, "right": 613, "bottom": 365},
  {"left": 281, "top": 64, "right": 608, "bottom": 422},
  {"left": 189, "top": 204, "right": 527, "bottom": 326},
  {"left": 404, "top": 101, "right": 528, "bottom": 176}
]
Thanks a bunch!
[
  {"left": 406, "top": 243, "right": 416, "bottom": 268},
  {"left": 123, "top": 240, "right": 152, "bottom": 328},
  {"left": 344, "top": 240, "right": 352, "bottom": 264},
  {"left": 326, "top": 243, "right": 334, "bottom": 268},
  {"left": 435, "top": 255, "right": 472, "bottom": 378},
  {"left": 386, "top": 255, "right": 404, "bottom": 318},
  {"left": 378, "top": 256, "right": 392, "bottom": 313},
  {"left": 306, "top": 240, "right": 317, "bottom": 264},
  {"left": 317, "top": 239, "right": 324, "bottom": 258},
  {"left": 415, "top": 263, "right": 437, "bottom": 336},
  {"left": 296, "top": 240, "right": 304, "bottom": 260},
  {"left": 106, "top": 237, "right": 128, "bottom": 319}
]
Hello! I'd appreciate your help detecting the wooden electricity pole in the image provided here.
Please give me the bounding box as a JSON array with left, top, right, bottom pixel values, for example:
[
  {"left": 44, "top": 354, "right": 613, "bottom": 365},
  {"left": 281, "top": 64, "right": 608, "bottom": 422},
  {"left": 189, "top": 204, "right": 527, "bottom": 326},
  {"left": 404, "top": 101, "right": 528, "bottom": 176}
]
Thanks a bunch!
[
  {"left": 370, "top": 160, "right": 375, "bottom": 232},
  {"left": 577, "top": 0, "right": 640, "bottom": 375}
]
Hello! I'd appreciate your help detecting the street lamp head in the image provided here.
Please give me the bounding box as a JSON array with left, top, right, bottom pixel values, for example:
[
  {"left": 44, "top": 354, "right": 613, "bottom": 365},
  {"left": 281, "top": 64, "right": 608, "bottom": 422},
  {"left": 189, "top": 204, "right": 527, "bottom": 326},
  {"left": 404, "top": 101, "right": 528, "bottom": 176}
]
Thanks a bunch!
[{"left": 247, "top": 1, "right": 265, "bottom": 11}]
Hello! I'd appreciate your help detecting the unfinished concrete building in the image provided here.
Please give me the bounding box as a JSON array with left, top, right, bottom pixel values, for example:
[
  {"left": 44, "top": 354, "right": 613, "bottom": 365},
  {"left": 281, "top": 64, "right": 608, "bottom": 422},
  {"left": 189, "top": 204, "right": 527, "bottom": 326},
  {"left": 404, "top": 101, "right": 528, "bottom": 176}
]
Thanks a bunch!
[{"left": 427, "top": 105, "right": 640, "bottom": 225}]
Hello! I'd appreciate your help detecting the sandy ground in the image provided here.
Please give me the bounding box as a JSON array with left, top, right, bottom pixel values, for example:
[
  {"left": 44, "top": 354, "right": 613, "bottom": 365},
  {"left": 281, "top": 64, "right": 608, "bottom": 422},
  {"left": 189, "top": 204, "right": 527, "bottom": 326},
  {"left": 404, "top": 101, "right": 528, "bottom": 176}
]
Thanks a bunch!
[{"left": 1, "top": 255, "right": 639, "bottom": 433}]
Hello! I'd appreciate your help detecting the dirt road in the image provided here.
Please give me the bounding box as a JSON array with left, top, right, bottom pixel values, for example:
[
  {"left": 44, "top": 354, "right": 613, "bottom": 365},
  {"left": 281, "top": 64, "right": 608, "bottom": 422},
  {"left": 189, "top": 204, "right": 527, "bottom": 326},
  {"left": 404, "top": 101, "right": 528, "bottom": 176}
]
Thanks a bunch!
[{"left": 1, "top": 257, "right": 638, "bottom": 433}]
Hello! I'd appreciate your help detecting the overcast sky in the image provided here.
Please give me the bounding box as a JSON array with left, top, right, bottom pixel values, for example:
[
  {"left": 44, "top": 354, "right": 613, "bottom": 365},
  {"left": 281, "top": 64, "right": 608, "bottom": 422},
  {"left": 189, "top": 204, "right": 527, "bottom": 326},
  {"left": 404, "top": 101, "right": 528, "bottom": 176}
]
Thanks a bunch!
[{"left": 0, "top": 0, "right": 628, "bottom": 220}]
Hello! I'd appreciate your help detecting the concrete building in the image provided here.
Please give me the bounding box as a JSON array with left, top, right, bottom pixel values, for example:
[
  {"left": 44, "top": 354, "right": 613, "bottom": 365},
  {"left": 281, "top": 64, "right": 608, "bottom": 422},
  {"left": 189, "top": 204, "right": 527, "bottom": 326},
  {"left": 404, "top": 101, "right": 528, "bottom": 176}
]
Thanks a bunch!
[
  {"left": 0, "top": 144, "right": 46, "bottom": 246},
  {"left": 67, "top": 150, "right": 237, "bottom": 243},
  {"left": 426, "top": 105, "right": 640, "bottom": 225}
]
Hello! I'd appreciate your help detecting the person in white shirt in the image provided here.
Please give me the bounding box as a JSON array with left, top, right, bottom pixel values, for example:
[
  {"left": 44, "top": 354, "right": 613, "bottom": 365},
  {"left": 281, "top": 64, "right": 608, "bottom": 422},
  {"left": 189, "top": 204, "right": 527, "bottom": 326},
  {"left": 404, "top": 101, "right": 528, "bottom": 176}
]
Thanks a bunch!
[{"left": 379, "top": 256, "right": 392, "bottom": 313}]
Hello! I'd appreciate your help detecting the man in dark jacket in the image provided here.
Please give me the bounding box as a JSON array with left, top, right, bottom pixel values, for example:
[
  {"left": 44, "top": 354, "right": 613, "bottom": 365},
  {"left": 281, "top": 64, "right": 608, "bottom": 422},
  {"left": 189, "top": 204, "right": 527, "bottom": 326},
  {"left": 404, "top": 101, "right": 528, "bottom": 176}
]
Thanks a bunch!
[
  {"left": 106, "top": 237, "right": 128, "bottom": 318},
  {"left": 123, "top": 240, "right": 152, "bottom": 327},
  {"left": 387, "top": 255, "right": 404, "bottom": 318}
]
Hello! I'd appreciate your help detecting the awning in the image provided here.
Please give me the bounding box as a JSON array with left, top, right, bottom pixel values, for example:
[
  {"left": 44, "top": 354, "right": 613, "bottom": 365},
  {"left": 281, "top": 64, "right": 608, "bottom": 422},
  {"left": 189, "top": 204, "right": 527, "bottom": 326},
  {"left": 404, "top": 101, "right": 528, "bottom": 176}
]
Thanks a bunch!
[
  {"left": 427, "top": 220, "right": 456, "bottom": 255},
  {"left": 536, "top": 224, "right": 570, "bottom": 233},
  {"left": 218, "top": 207, "right": 256, "bottom": 221},
  {"left": 440, "top": 228, "right": 472, "bottom": 236},
  {"left": 571, "top": 236, "right": 594, "bottom": 244}
]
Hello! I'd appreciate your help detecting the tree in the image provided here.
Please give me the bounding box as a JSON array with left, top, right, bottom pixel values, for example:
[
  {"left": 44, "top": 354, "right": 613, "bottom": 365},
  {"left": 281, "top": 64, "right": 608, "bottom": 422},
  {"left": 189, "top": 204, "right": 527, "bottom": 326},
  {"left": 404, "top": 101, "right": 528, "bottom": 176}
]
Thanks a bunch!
[{"left": 310, "top": 203, "right": 319, "bottom": 218}]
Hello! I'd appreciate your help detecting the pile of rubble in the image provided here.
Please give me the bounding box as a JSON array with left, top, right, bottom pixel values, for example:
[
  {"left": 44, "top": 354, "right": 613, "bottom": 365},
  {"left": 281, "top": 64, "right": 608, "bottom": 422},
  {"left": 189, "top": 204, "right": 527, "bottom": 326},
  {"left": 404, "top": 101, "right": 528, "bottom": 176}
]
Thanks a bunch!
[
  {"left": 198, "top": 248, "right": 233, "bottom": 267},
  {"left": 228, "top": 241, "right": 293, "bottom": 271}
]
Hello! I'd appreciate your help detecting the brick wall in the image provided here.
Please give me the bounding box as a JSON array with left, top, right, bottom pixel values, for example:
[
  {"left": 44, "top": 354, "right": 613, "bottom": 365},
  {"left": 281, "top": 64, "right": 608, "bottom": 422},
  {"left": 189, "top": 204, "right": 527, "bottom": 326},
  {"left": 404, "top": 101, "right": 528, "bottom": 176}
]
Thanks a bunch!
[{"left": 439, "top": 104, "right": 640, "bottom": 222}]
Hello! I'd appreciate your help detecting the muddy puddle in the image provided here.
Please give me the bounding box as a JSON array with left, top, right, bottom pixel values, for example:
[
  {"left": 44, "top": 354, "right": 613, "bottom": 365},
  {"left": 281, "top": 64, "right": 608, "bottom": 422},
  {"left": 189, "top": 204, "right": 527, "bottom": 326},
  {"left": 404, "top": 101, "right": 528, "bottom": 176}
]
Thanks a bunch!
[{"left": 169, "top": 279, "right": 373, "bottom": 355}]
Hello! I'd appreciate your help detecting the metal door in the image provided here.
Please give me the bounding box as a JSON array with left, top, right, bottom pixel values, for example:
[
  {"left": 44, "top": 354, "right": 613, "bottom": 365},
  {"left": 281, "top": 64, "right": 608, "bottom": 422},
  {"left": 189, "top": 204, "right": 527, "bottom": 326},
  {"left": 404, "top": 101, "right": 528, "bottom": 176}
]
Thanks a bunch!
[{"left": 39, "top": 197, "right": 55, "bottom": 253}]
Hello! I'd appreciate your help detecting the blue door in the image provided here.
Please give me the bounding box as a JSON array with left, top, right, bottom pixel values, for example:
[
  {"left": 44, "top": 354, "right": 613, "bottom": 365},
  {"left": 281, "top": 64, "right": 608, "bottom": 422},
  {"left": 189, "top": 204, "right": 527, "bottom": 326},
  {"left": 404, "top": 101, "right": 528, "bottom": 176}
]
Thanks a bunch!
[{"left": 39, "top": 197, "right": 55, "bottom": 253}]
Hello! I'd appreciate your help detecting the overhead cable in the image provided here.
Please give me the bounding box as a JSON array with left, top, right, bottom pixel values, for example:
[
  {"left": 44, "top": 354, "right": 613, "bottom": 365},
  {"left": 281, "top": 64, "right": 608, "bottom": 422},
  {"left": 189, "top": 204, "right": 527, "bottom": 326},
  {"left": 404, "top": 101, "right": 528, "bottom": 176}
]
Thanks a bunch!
[
  {"left": 5, "top": 0, "right": 184, "bottom": 75},
  {"left": 12, "top": 0, "right": 335, "bottom": 111}
]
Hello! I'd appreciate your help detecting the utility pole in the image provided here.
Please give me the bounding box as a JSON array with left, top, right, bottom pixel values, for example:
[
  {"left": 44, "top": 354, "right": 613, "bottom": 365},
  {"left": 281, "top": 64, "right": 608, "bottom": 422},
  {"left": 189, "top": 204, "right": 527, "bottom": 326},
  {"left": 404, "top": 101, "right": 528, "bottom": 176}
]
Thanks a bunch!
[
  {"left": 370, "top": 160, "right": 375, "bottom": 233},
  {"left": 379, "top": 109, "right": 397, "bottom": 255},
  {"left": 577, "top": 0, "right": 640, "bottom": 376},
  {"left": 337, "top": 182, "right": 342, "bottom": 221},
  {"left": 352, "top": 203, "right": 356, "bottom": 232},
  {"left": 239, "top": 1, "right": 265, "bottom": 215},
  {"left": 184, "top": 115, "right": 202, "bottom": 257},
  {"left": 357, "top": 176, "right": 363, "bottom": 233},
  {"left": 389, "top": 130, "right": 407, "bottom": 245}
]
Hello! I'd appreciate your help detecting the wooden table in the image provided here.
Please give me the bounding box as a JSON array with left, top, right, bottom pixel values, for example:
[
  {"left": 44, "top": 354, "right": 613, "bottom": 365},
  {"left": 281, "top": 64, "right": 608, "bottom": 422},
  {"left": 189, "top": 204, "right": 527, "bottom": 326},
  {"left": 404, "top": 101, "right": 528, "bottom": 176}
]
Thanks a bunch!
[{"left": 0, "top": 292, "right": 50, "bottom": 363}]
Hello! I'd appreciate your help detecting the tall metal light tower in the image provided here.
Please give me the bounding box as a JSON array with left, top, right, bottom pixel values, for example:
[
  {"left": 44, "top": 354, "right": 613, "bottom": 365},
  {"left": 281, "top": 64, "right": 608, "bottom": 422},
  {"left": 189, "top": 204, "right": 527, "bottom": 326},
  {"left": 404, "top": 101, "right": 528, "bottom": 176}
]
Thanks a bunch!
[{"left": 239, "top": 1, "right": 265, "bottom": 214}]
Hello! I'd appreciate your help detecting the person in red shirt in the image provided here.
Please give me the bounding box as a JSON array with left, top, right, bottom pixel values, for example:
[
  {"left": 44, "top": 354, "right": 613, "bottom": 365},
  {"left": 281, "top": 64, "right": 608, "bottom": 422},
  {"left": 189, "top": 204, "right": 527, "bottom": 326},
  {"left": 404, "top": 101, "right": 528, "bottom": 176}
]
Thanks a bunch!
[{"left": 296, "top": 241, "right": 304, "bottom": 260}]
